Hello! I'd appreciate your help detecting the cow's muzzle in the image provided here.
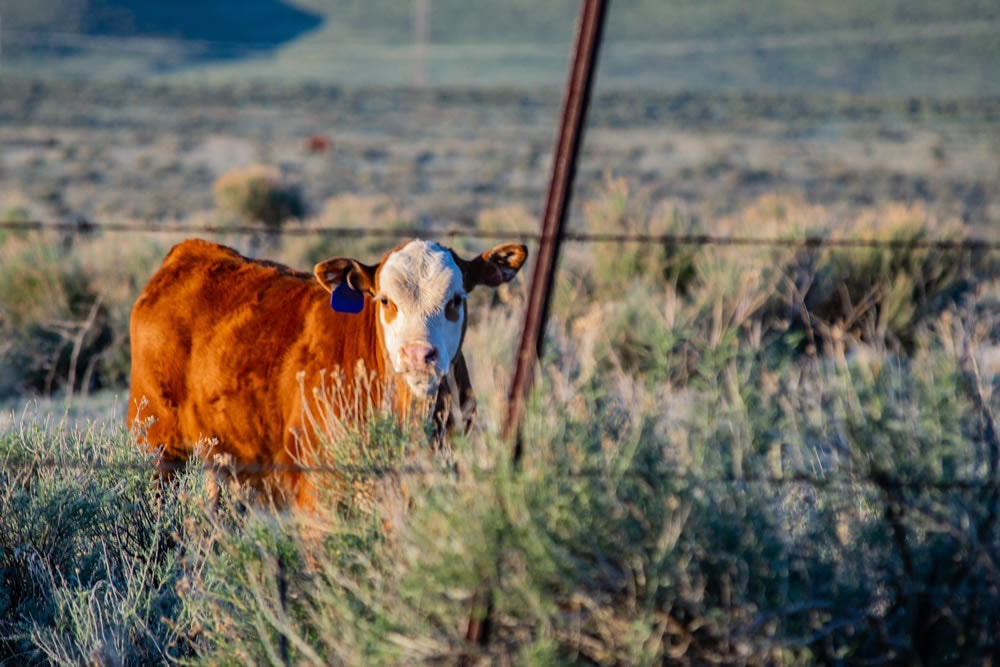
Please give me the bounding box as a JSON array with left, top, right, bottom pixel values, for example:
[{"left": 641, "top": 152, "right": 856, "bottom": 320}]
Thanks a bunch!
[
  {"left": 398, "top": 342, "right": 445, "bottom": 397},
  {"left": 399, "top": 342, "right": 439, "bottom": 374}
]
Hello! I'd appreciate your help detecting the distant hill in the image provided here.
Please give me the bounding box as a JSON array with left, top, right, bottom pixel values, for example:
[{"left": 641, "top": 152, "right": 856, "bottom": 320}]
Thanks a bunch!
[
  {"left": 6, "top": 0, "right": 997, "bottom": 46},
  {"left": 1, "top": 0, "right": 322, "bottom": 48},
  {"left": 1, "top": 0, "right": 998, "bottom": 94}
]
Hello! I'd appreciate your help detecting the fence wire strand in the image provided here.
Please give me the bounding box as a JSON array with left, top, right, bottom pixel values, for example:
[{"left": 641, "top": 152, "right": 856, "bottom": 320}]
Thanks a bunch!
[
  {"left": 3, "top": 453, "right": 1000, "bottom": 492},
  {"left": 3, "top": 216, "right": 999, "bottom": 490}
]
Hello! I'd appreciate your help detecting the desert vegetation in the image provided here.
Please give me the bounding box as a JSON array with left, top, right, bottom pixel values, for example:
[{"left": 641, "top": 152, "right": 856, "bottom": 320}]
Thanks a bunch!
[
  {"left": 2, "top": 5, "right": 1000, "bottom": 654},
  {"left": 212, "top": 164, "right": 306, "bottom": 230},
  {"left": 3, "top": 175, "right": 1000, "bottom": 662}
]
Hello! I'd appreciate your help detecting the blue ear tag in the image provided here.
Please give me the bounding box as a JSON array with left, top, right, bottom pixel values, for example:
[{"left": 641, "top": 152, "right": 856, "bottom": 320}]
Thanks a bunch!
[{"left": 330, "top": 282, "right": 365, "bottom": 314}]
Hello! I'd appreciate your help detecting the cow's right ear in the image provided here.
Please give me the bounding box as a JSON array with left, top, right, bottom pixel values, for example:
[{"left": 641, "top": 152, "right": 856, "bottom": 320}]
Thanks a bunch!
[
  {"left": 461, "top": 243, "right": 528, "bottom": 291},
  {"left": 314, "top": 258, "right": 377, "bottom": 296}
]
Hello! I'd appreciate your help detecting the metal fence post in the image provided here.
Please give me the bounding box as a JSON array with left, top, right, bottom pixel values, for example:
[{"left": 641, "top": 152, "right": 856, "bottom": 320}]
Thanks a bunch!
[
  {"left": 503, "top": 0, "right": 608, "bottom": 460},
  {"left": 463, "top": 0, "right": 609, "bottom": 654}
]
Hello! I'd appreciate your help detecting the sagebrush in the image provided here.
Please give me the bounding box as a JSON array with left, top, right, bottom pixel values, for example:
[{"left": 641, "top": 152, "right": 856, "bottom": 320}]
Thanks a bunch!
[{"left": 3, "top": 185, "right": 1000, "bottom": 664}]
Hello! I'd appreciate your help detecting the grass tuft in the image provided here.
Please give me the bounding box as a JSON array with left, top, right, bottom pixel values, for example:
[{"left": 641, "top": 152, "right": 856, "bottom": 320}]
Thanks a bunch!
[{"left": 212, "top": 164, "right": 305, "bottom": 231}]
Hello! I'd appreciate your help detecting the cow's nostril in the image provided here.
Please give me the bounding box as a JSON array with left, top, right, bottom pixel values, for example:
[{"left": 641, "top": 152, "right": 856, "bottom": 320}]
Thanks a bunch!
[{"left": 402, "top": 343, "right": 437, "bottom": 368}]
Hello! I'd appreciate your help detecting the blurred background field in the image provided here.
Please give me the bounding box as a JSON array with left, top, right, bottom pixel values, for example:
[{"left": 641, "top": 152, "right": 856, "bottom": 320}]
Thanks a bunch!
[
  {"left": 2, "top": 0, "right": 999, "bottom": 232},
  {"left": 2, "top": 0, "right": 999, "bottom": 93},
  {"left": 3, "top": 1, "right": 1000, "bottom": 664}
]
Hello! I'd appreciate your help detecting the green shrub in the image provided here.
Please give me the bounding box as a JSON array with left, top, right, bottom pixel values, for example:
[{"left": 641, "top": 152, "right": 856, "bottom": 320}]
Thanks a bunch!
[
  {"left": 0, "top": 206, "right": 30, "bottom": 246},
  {"left": 150, "top": 331, "right": 1000, "bottom": 665},
  {"left": 564, "top": 282, "right": 744, "bottom": 390},
  {"left": 0, "top": 206, "right": 29, "bottom": 223},
  {"left": 2, "top": 307, "right": 1000, "bottom": 664},
  {"left": 0, "top": 233, "right": 170, "bottom": 399},
  {"left": 74, "top": 235, "right": 172, "bottom": 392},
  {"left": 212, "top": 164, "right": 305, "bottom": 230},
  {"left": 0, "top": 238, "right": 113, "bottom": 398},
  {"left": 1, "top": 179, "right": 999, "bottom": 664},
  {"left": 176, "top": 409, "right": 436, "bottom": 665},
  {"left": 582, "top": 178, "right": 699, "bottom": 298},
  {"left": 799, "top": 205, "right": 985, "bottom": 350},
  {"left": 0, "top": 415, "right": 191, "bottom": 664},
  {"left": 276, "top": 194, "right": 414, "bottom": 273},
  {"left": 577, "top": 192, "right": 989, "bottom": 364}
]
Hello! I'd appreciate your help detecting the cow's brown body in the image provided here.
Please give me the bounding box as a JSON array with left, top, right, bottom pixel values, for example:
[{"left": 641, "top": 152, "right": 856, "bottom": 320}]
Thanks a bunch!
[{"left": 127, "top": 238, "right": 520, "bottom": 510}]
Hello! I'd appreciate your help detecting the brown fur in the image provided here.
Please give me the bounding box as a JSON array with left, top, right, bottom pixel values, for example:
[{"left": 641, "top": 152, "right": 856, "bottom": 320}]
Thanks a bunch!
[{"left": 127, "top": 238, "right": 525, "bottom": 511}]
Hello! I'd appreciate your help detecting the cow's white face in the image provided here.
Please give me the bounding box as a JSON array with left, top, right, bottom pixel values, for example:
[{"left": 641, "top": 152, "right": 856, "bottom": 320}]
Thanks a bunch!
[
  {"left": 315, "top": 238, "right": 528, "bottom": 399},
  {"left": 375, "top": 241, "right": 466, "bottom": 396}
]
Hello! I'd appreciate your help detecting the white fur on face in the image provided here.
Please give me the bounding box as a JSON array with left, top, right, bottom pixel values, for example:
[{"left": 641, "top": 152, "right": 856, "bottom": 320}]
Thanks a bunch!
[{"left": 376, "top": 241, "right": 466, "bottom": 396}]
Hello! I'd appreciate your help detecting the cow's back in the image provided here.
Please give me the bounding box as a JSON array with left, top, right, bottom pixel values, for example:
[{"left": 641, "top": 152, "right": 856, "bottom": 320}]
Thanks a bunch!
[{"left": 127, "top": 239, "right": 380, "bottom": 482}]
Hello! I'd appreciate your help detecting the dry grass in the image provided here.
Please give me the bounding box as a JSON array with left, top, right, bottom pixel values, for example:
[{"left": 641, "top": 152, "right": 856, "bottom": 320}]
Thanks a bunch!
[
  {"left": 277, "top": 194, "right": 415, "bottom": 269},
  {"left": 212, "top": 164, "right": 305, "bottom": 229},
  {"left": 2, "top": 184, "right": 991, "bottom": 402},
  {"left": 2, "top": 178, "right": 1000, "bottom": 663}
]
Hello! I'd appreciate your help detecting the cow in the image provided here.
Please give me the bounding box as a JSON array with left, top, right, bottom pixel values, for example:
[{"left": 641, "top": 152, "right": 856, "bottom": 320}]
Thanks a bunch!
[{"left": 127, "top": 238, "right": 527, "bottom": 511}]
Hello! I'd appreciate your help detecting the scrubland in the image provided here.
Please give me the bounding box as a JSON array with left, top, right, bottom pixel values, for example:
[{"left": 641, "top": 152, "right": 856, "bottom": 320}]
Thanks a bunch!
[
  {"left": 4, "top": 181, "right": 1000, "bottom": 663},
  {"left": 2, "top": 74, "right": 1000, "bottom": 663}
]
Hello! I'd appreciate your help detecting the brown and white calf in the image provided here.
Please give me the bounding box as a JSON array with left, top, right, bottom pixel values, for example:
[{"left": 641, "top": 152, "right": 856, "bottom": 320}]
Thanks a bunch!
[{"left": 127, "top": 238, "right": 527, "bottom": 510}]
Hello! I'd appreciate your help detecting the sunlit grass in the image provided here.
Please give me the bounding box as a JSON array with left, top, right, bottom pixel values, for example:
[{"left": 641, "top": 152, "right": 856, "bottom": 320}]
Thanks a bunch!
[
  {"left": 3, "top": 305, "right": 999, "bottom": 663},
  {"left": 2, "top": 184, "right": 1000, "bottom": 662}
]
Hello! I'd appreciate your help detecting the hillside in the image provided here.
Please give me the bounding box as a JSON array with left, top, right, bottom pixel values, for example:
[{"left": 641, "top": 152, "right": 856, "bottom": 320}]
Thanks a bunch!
[
  {"left": 1, "top": 0, "right": 998, "bottom": 93},
  {"left": 1, "top": 0, "right": 321, "bottom": 45},
  {"left": 8, "top": 0, "right": 995, "bottom": 44}
]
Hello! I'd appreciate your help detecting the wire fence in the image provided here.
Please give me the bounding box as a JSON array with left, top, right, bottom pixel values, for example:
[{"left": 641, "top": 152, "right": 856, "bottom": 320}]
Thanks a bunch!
[
  {"left": 3, "top": 13, "right": 999, "bottom": 663},
  {"left": 3, "top": 51, "right": 996, "bottom": 490},
  {"left": 4, "top": 452, "right": 1000, "bottom": 492}
]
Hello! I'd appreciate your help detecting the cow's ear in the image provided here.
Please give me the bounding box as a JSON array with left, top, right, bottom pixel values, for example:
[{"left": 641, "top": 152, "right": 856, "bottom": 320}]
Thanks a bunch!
[
  {"left": 462, "top": 243, "right": 528, "bottom": 290},
  {"left": 314, "top": 258, "right": 377, "bottom": 296}
]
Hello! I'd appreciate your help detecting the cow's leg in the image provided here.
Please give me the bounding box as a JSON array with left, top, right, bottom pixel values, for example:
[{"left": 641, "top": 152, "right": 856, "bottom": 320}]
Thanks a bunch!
[
  {"left": 275, "top": 432, "right": 319, "bottom": 514},
  {"left": 434, "top": 352, "right": 477, "bottom": 442},
  {"left": 155, "top": 453, "right": 188, "bottom": 481},
  {"left": 128, "top": 389, "right": 191, "bottom": 485}
]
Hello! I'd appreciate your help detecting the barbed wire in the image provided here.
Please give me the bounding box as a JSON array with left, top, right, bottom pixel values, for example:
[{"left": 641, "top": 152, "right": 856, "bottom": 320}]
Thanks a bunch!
[
  {"left": 3, "top": 452, "right": 999, "bottom": 492},
  {"left": 4, "top": 219, "right": 1000, "bottom": 251},
  {"left": 4, "top": 215, "right": 997, "bottom": 490}
]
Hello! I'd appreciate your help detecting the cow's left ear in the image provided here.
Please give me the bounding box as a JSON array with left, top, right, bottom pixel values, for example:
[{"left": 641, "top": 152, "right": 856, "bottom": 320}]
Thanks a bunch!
[
  {"left": 314, "top": 258, "right": 377, "bottom": 296},
  {"left": 462, "top": 243, "right": 528, "bottom": 290}
]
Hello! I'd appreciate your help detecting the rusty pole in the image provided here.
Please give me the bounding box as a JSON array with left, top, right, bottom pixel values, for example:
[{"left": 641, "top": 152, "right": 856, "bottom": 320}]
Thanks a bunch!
[
  {"left": 503, "top": 0, "right": 609, "bottom": 459},
  {"left": 463, "top": 0, "right": 608, "bottom": 652}
]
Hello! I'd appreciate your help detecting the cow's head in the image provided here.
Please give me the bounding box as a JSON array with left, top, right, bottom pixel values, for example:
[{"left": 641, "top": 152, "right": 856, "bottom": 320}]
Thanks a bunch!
[{"left": 315, "top": 240, "right": 528, "bottom": 396}]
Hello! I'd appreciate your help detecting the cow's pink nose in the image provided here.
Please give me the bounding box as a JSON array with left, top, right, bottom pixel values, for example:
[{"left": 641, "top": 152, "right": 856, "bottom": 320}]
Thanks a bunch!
[{"left": 400, "top": 342, "right": 438, "bottom": 369}]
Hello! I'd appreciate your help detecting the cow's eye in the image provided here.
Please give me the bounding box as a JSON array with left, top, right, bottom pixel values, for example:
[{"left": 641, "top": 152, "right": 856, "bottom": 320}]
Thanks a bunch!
[
  {"left": 378, "top": 295, "right": 389, "bottom": 306},
  {"left": 445, "top": 294, "right": 464, "bottom": 322}
]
